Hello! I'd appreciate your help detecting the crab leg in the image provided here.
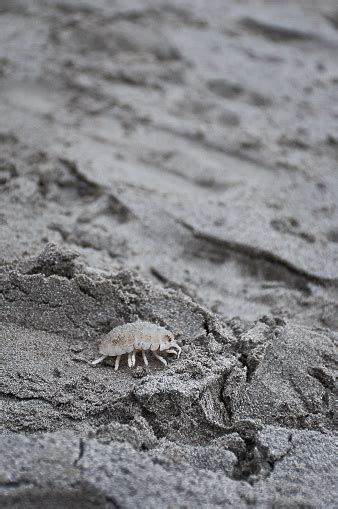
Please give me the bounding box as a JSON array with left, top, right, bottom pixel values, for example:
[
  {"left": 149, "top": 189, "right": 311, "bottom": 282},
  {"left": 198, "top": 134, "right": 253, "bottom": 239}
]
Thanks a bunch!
[
  {"left": 114, "top": 355, "right": 121, "bottom": 371},
  {"left": 153, "top": 352, "right": 167, "bottom": 366},
  {"left": 92, "top": 355, "right": 107, "bottom": 366},
  {"left": 131, "top": 350, "right": 136, "bottom": 367},
  {"left": 127, "top": 352, "right": 133, "bottom": 368},
  {"left": 142, "top": 350, "right": 149, "bottom": 367},
  {"left": 175, "top": 345, "right": 181, "bottom": 358}
]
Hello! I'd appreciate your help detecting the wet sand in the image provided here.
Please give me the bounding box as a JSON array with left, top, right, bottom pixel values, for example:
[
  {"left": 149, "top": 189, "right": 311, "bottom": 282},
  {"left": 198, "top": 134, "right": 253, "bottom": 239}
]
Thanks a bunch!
[{"left": 0, "top": 1, "right": 337, "bottom": 507}]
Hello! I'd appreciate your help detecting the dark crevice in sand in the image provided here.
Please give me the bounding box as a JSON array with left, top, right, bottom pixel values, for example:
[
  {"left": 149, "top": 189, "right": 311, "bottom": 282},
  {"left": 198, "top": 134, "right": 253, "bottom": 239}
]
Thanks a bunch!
[
  {"left": 268, "top": 433, "right": 294, "bottom": 473},
  {"left": 202, "top": 318, "right": 211, "bottom": 337},
  {"left": 239, "top": 17, "right": 317, "bottom": 42},
  {"left": 104, "top": 495, "right": 121, "bottom": 509},
  {"left": 0, "top": 480, "right": 33, "bottom": 489},
  {"left": 150, "top": 266, "right": 168, "bottom": 284},
  {"left": 178, "top": 219, "right": 337, "bottom": 288},
  {"left": 34, "top": 157, "right": 135, "bottom": 225},
  {"left": 150, "top": 267, "right": 196, "bottom": 299},
  {"left": 138, "top": 407, "right": 162, "bottom": 441},
  {"left": 1, "top": 393, "right": 54, "bottom": 405},
  {"left": 221, "top": 395, "right": 234, "bottom": 423},
  {"left": 233, "top": 436, "right": 268, "bottom": 483},
  {"left": 237, "top": 353, "right": 255, "bottom": 383},
  {"left": 307, "top": 366, "right": 335, "bottom": 390},
  {"left": 228, "top": 423, "right": 294, "bottom": 484},
  {"left": 324, "top": 11, "right": 338, "bottom": 31},
  {"left": 106, "top": 194, "right": 136, "bottom": 223},
  {"left": 104, "top": 5, "right": 207, "bottom": 29},
  {"left": 152, "top": 122, "right": 276, "bottom": 173},
  {"left": 55, "top": 159, "right": 102, "bottom": 198},
  {"left": 73, "top": 438, "right": 85, "bottom": 467}
]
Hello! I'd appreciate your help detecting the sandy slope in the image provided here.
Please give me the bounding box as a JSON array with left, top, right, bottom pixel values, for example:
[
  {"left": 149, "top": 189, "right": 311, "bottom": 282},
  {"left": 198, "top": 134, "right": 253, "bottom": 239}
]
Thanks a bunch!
[{"left": 0, "top": 1, "right": 337, "bottom": 507}]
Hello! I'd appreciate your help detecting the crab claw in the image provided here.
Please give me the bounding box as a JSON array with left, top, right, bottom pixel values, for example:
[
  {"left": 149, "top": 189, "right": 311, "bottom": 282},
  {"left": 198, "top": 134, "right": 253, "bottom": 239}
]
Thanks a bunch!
[
  {"left": 165, "top": 348, "right": 179, "bottom": 356},
  {"left": 92, "top": 355, "right": 107, "bottom": 366},
  {"left": 174, "top": 344, "right": 181, "bottom": 358},
  {"left": 159, "top": 343, "right": 181, "bottom": 358}
]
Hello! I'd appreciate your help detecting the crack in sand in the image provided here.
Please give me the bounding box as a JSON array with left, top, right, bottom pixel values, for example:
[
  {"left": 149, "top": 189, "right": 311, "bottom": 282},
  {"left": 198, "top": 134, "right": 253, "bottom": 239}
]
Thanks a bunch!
[{"left": 178, "top": 219, "right": 337, "bottom": 288}]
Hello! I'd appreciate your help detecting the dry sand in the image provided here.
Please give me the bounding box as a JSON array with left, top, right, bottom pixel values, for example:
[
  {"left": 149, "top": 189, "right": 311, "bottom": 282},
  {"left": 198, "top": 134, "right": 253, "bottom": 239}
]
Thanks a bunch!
[{"left": 0, "top": 1, "right": 337, "bottom": 507}]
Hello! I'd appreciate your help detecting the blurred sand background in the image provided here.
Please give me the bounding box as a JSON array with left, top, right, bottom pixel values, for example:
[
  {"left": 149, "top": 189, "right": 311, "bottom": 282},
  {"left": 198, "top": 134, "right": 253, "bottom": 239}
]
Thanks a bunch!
[{"left": 0, "top": 1, "right": 337, "bottom": 507}]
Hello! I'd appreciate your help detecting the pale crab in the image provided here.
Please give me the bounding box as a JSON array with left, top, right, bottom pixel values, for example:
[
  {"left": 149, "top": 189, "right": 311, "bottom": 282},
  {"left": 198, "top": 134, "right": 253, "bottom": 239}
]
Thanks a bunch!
[{"left": 91, "top": 320, "right": 181, "bottom": 370}]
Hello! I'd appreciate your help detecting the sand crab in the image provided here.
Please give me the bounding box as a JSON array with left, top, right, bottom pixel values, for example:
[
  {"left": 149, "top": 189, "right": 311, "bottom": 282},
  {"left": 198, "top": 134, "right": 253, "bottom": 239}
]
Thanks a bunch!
[{"left": 91, "top": 320, "right": 181, "bottom": 370}]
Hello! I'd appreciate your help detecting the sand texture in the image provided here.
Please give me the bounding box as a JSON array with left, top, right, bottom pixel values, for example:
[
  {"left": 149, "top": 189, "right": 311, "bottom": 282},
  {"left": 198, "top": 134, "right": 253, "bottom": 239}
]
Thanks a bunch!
[{"left": 0, "top": 1, "right": 337, "bottom": 508}]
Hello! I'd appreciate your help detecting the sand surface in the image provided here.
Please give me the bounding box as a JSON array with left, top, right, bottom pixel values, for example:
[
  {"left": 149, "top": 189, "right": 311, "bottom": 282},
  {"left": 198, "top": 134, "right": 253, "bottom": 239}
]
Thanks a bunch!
[{"left": 0, "top": 1, "right": 337, "bottom": 507}]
